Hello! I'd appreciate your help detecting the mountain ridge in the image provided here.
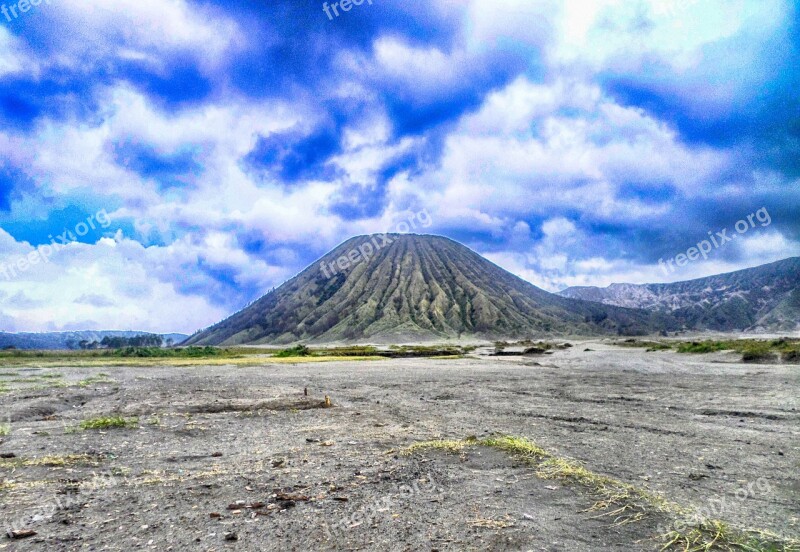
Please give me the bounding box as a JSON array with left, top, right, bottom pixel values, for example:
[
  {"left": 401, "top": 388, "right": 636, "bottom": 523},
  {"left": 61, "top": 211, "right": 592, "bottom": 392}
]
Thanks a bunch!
[{"left": 558, "top": 257, "right": 800, "bottom": 332}]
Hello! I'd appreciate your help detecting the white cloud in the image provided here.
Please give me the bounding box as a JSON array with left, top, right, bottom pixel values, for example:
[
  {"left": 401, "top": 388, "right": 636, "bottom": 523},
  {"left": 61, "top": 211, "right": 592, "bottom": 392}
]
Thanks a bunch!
[
  {"left": 0, "top": 231, "right": 291, "bottom": 333},
  {"left": 0, "top": 26, "right": 24, "bottom": 77},
  {"left": 49, "top": 0, "right": 243, "bottom": 71},
  {"left": 403, "top": 75, "right": 730, "bottom": 235}
]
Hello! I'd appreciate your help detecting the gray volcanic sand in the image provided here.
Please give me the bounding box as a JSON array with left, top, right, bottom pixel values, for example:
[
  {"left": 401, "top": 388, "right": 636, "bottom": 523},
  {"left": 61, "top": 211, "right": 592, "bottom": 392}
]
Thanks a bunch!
[{"left": 0, "top": 343, "right": 798, "bottom": 551}]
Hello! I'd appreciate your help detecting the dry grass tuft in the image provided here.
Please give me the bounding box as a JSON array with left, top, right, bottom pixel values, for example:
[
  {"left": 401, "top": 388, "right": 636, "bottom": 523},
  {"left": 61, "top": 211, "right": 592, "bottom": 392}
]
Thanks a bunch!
[
  {"left": 659, "top": 520, "right": 800, "bottom": 551},
  {"left": 404, "top": 435, "right": 799, "bottom": 551},
  {"left": 0, "top": 454, "right": 101, "bottom": 469},
  {"left": 469, "top": 514, "right": 516, "bottom": 529},
  {"left": 401, "top": 439, "right": 473, "bottom": 456}
]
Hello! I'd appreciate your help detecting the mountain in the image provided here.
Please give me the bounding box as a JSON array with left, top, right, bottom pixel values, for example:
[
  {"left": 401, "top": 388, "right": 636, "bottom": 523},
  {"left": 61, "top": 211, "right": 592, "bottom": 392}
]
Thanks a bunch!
[
  {"left": 0, "top": 331, "right": 189, "bottom": 350},
  {"left": 558, "top": 257, "right": 800, "bottom": 332},
  {"left": 185, "top": 234, "right": 675, "bottom": 345}
]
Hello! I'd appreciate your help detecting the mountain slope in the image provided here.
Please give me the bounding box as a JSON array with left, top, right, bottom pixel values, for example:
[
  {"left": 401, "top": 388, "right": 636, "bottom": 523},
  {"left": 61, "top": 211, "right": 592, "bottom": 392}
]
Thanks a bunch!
[
  {"left": 558, "top": 257, "right": 800, "bottom": 332},
  {"left": 0, "top": 331, "right": 189, "bottom": 350},
  {"left": 186, "top": 234, "right": 674, "bottom": 345}
]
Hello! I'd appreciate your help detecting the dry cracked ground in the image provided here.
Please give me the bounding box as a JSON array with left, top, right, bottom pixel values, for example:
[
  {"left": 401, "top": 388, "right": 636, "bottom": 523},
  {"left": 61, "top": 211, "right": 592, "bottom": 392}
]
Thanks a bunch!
[{"left": 0, "top": 342, "right": 798, "bottom": 551}]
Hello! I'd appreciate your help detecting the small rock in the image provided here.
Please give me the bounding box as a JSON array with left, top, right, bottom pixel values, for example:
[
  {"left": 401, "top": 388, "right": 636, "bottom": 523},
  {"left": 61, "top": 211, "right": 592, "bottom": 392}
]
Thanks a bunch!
[
  {"left": 210, "top": 452, "right": 223, "bottom": 458},
  {"left": 7, "top": 529, "right": 37, "bottom": 539},
  {"left": 224, "top": 531, "right": 238, "bottom": 541},
  {"left": 275, "top": 492, "right": 309, "bottom": 502}
]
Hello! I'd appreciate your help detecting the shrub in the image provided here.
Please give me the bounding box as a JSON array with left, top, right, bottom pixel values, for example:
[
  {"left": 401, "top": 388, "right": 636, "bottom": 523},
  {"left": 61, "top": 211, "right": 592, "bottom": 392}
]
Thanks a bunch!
[
  {"left": 677, "top": 341, "right": 730, "bottom": 354},
  {"left": 523, "top": 347, "right": 547, "bottom": 355},
  {"left": 274, "top": 345, "right": 311, "bottom": 358},
  {"left": 111, "top": 346, "right": 222, "bottom": 358},
  {"left": 782, "top": 350, "right": 800, "bottom": 363},
  {"left": 742, "top": 350, "right": 776, "bottom": 363}
]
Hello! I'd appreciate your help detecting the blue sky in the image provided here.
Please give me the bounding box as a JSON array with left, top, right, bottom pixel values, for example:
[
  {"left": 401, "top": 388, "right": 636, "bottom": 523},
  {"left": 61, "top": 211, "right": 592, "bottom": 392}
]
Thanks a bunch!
[{"left": 0, "top": 0, "right": 798, "bottom": 333}]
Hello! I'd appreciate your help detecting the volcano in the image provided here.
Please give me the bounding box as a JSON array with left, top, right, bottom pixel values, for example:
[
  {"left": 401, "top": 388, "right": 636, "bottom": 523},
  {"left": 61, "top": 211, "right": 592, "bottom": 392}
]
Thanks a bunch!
[{"left": 185, "top": 234, "right": 673, "bottom": 345}]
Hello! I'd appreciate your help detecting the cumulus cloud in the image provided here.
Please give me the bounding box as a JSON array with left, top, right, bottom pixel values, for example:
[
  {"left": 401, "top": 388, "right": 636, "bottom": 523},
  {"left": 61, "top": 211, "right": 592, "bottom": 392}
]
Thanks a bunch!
[{"left": 0, "top": 0, "right": 797, "bottom": 332}]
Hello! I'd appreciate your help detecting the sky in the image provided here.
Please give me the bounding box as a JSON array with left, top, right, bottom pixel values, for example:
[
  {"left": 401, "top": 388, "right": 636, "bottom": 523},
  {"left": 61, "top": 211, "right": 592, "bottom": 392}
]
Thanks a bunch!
[{"left": 0, "top": 0, "right": 798, "bottom": 334}]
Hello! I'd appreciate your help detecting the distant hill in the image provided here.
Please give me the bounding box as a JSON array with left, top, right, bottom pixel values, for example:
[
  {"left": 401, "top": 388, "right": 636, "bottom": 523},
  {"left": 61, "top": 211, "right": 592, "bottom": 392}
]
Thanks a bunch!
[
  {"left": 0, "top": 331, "right": 189, "bottom": 350},
  {"left": 185, "top": 234, "right": 674, "bottom": 345},
  {"left": 558, "top": 257, "right": 800, "bottom": 332}
]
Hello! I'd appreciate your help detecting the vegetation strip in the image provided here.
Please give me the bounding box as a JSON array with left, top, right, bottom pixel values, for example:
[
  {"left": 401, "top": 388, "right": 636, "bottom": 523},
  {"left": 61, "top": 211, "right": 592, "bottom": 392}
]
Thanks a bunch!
[
  {"left": 272, "top": 344, "right": 476, "bottom": 359},
  {"left": 403, "top": 436, "right": 799, "bottom": 551},
  {"left": 617, "top": 338, "right": 800, "bottom": 363},
  {"left": 0, "top": 344, "right": 477, "bottom": 368}
]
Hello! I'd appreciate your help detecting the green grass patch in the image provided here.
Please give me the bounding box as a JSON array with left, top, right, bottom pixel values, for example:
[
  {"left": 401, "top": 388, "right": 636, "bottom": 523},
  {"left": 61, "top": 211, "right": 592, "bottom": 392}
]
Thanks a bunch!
[
  {"left": 79, "top": 416, "right": 139, "bottom": 430},
  {"left": 676, "top": 341, "right": 732, "bottom": 353},
  {"left": 77, "top": 374, "right": 114, "bottom": 387},
  {"left": 0, "top": 423, "right": 10, "bottom": 436},
  {"left": 645, "top": 343, "right": 674, "bottom": 352}
]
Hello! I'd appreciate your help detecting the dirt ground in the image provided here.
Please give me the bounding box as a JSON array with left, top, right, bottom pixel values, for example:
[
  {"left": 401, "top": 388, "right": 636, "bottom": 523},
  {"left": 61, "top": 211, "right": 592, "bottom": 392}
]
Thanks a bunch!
[{"left": 0, "top": 342, "right": 798, "bottom": 551}]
